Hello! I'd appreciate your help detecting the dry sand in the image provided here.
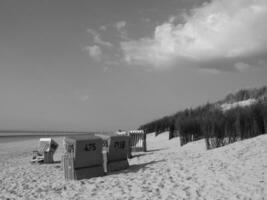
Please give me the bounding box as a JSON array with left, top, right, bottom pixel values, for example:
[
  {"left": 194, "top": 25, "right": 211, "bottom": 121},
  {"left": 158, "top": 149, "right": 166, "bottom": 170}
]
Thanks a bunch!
[{"left": 0, "top": 132, "right": 266, "bottom": 200}]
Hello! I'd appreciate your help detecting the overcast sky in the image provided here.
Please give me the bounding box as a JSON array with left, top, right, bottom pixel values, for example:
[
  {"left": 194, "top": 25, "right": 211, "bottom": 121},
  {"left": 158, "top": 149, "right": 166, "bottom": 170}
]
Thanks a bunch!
[{"left": 0, "top": 0, "right": 267, "bottom": 131}]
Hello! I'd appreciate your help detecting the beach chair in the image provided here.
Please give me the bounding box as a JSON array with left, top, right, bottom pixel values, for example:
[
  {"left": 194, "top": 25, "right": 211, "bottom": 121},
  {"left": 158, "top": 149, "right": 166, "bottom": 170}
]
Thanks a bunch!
[
  {"left": 116, "top": 130, "right": 132, "bottom": 158},
  {"left": 31, "top": 138, "right": 58, "bottom": 164},
  {"left": 62, "top": 135, "right": 104, "bottom": 180},
  {"left": 96, "top": 133, "right": 130, "bottom": 172},
  {"left": 128, "top": 130, "right": 146, "bottom": 152}
]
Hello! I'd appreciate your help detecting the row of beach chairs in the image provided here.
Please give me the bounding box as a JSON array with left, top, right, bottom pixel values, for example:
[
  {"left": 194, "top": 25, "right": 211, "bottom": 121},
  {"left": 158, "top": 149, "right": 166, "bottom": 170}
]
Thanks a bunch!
[
  {"left": 62, "top": 134, "right": 130, "bottom": 180},
  {"left": 31, "top": 131, "right": 146, "bottom": 180}
]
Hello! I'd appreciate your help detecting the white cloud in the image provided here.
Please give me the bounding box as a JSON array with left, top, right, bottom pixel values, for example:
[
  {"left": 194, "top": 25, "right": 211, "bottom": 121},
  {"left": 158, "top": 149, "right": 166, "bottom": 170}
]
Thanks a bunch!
[
  {"left": 87, "top": 28, "right": 113, "bottom": 47},
  {"left": 120, "top": 0, "right": 267, "bottom": 70},
  {"left": 114, "top": 21, "right": 128, "bottom": 39},
  {"left": 84, "top": 45, "right": 103, "bottom": 61},
  {"left": 114, "top": 21, "right": 126, "bottom": 31}
]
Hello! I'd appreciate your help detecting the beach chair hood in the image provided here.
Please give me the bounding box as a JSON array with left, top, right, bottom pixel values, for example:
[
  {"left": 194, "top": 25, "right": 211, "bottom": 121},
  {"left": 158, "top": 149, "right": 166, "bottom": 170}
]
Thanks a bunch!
[{"left": 38, "top": 138, "right": 58, "bottom": 154}]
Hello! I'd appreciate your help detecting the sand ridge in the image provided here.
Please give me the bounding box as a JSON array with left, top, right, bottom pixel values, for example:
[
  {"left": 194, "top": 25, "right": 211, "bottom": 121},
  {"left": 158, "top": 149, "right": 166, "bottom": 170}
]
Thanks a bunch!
[{"left": 0, "top": 132, "right": 266, "bottom": 200}]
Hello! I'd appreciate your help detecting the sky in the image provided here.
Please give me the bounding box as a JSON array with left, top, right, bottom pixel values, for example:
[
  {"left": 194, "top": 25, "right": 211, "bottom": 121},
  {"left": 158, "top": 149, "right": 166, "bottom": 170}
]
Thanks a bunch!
[{"left": 0, "top": 0, "right": 267, "bottom": 132}]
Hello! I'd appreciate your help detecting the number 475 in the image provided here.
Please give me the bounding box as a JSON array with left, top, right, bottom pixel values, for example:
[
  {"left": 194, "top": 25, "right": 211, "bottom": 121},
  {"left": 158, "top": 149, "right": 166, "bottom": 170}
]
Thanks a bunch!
[{"left": 84, "top": 143, "right": 96, "bottom": 151}]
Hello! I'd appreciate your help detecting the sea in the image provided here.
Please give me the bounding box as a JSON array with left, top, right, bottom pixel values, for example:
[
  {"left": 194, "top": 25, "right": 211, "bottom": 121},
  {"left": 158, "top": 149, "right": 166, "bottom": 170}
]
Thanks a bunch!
[{"left": 0, "top": 131, "right": 98, "bottom": 143}]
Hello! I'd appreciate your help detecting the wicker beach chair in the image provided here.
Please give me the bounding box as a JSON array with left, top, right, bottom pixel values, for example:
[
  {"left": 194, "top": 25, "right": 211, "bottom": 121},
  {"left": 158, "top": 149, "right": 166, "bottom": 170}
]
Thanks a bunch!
[
  {"left": 128, "top": 130, "right": 146, "bottom": 152},
  {"left": 96, "top": 133, "right": 130, "bottom": 172},
  {"left": 62, "top": 135, "right": 105, "bottom": 180},
  {"left": 31, "top": 138, "right": 58, "bottom": 164}
]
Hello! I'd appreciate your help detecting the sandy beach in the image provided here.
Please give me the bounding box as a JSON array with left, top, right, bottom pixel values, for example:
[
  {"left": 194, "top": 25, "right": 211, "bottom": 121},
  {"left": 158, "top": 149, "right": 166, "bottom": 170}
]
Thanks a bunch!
[{"left": 0, "top": 132, "right": 266, "bottom": 200}]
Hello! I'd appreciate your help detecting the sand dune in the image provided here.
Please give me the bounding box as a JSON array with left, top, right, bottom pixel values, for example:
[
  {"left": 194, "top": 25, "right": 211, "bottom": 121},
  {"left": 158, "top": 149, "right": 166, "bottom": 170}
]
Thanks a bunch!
[
  {"left": 221, "top": 98, "right": 257, "bottom": 111},
  {"left": 0, "top": 132, "right": 266, "bottom": 200}
]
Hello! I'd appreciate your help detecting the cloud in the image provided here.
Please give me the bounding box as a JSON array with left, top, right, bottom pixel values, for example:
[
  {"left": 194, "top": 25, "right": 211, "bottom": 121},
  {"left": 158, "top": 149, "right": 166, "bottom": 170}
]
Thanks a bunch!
[
  {"left": 114, "top": 21, "right": 126, "bottom": 31},
  {"left": 114, "top": 21, "right": 128, "bottom": 39},
  {"left": 234, "top": 62, "right": 252, "bottom": 72},
  {"left": 87, "top": 28, "right": 113, "bottom": 47},
  {"left": 83, "top": 44, "right": 122, "bottom": 66},
  {"left": 120, "top": 0, "right": 267, "bottom": 70},
  {"left": 99, "top": 25, "right": 107, "bottom": 31},
  {"left": 84, "top": 45, "right": 103, "bottom": 61}
]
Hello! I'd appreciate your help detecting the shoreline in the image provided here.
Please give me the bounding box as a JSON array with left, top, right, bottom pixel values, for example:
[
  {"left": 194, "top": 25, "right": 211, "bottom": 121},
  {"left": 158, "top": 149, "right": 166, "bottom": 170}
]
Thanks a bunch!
[{"left": 0, "top": 131, "right": 96, "bottom": 137}]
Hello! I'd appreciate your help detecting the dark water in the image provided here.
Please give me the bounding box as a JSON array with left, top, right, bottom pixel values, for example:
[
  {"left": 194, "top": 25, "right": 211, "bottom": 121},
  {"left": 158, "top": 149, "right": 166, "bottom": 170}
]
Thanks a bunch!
[{"left": 0, "top": 132, "right": 97, "bottom": 143}]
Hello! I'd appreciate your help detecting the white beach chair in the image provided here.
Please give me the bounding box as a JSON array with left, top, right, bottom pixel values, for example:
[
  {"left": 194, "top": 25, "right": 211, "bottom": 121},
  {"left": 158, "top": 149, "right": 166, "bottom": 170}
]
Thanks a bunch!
[{"left": 31, "top": 138, "right": 58, "bottom": 164}]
